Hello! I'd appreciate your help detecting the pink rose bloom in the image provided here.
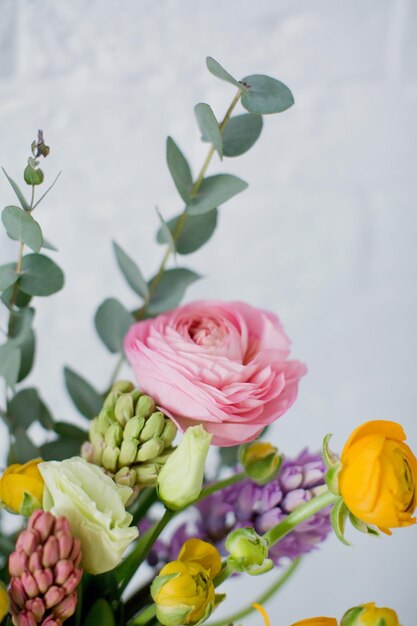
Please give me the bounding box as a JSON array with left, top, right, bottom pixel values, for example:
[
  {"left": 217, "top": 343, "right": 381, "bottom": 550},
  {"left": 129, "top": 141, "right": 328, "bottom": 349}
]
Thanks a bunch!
[{"left": 124, "top": 301, "right": 307, "bottom": 447}]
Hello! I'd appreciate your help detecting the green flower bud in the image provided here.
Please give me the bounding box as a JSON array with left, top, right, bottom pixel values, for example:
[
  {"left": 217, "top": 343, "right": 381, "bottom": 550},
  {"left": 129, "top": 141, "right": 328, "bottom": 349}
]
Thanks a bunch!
[
  {"left": 123, "top": 416, "right": 145, "bottom": 441},
  {"left": 225, "top": 527, "right": 273, "bottom": 576},
  {"left": 92, "top": 440, "right": 105, "bottom": 465},
  {"left": 136, "top": 395, "right": 156, "bottom": 418},
  {"left": 112, "top": 380, "right": 135, "bottom": 394},
  {"left": 140, "top": 411, "right": 165, "bottom": 441},
  {"left": 105, "top": 422, "right": 123, "bottom": 447},
  {"left": 161, "top": 420, "right": 177, "bottom": 447},
  {"left": 135, "top": 463, "right": 159, "bottom": 486},
  {"left": 102, "top": 445, "right": 120, "bottom": 472},
  {"left": 136, "top": 438, "right": 165, "bottom": 462},
  {"left": 115, "top": 394, "right": 135, "bottom": 426},
  {"left": 239, "top": 441, "right": 282, "bottom": 485},
  {"left": 97, "top": 408, "right": 115, "bottom": 433},
  {"left": 157, "top": 425, "right": 212, "bottom": 511},
  {"left": 119, "top": 440, "right": 139, "bottom": 466},
  {"left": 114, "top": 466, "right": 137, "bottom": 488}
]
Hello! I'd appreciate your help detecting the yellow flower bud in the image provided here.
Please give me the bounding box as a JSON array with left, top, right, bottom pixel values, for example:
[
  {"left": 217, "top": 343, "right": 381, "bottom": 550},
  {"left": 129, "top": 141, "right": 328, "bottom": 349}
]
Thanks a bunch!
[
  {"left": 338, "top": 421, "right": 417, "bottom": 532},
  {"left": 151, "top": 539, "right": 221, "bottom": 626},
  {"left": 0, "top": 581, "right": 9, "bottom": 621},
  {"left": 239, "top": 441, "right": 282, "bottom": 485},
  {"left": 0, "top": 458, "right": 44, "bottom": 515},
  {"left": 291, "top": 617, "right": 337, "bottom": 626},
  {"left": 341, "top": 602, "right": 401, "bottom": 626}
]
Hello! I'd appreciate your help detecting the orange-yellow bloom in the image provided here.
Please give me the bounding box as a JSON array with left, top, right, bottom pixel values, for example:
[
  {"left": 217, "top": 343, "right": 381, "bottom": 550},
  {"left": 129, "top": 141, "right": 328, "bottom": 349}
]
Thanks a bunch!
[
  {"left": 0, "top": 581, "right": 9, "bottom": 621},
  {"left": 0, "top": 459, "right": 44, "bottom": 514},
  {"left": 291, "top": 617, "right": 337, "bottom": 626},
  {"left": 341, "top": 602, "right": 401, "bottom": 626},
  {"left": 339, "top": 420, "right": 417, "bottom": 532},
  {"left": 151, "top": 539, "right": 221, "bottom": 626}
]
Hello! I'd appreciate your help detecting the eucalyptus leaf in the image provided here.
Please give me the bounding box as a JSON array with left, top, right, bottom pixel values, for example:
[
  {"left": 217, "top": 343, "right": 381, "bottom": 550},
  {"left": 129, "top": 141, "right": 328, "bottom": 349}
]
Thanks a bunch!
[
  {"left": 206, "top": 57, "right": 242, "bottom": 89},
  {"left": 84, "top": 599, "right": 116, "bottom": 626},
  {"left": 166, "top": 137, "right": 193, "bottom": 203},
  {"left": 147, "top": 268, "right": 201, "bottom": 315},
  {"left": 0, "top": 263, "right": 18, "bottom": 291},
  {"left": 194, "top": 103, "right": 223, "bottom": 158},
  {"left": 240, "top": 74, "right": 294, "bottom": 114},
  {"left": 95, "top": 298, "right": 135, "bottom": 353},
  {"left": 156, "top": 208, "right": 176, "bottom": 254},
  {"left": 20, "top": 254, "right": 64, "bottom": 296},
  {"left": 54, "top": 421, "right": 88, "bottom": 441},
  {"left": 222, "top": 114, "right": 263, "bottom": 157},
  {"left": 1, "top": 167, "right": 30, "bottom": 211},
  {"left": 24, "top": 164, "right": 44, "bottom": 186},
  {"left": 8, "top": 388, "right": 42, "bottom": 430},
  {"left": 64, "top": 366, "right": 103, "bottom": 419},
  {"left": 113, "top": 241, "right": 149, "bottom": 300},
  {"left": 42, "top": 238, "right": 58, "bottom": 252},
  {"left": 0, "top": 343, "right": 21, "bottom": 386},
  {"left": 40, "top": 436, "right": 83, "bottom": 461},
  {"left": 17, "top": 328, "right": 36, "bottom": 382},
  {"left": 187, "top": 174, "right": 248, "bottom": 216},
  {"left": 156, "top": 209, "right": 218, "bottom": 255},
  {"left": 10, "top": 428, "right": 40, "bottom": 463},
  {"left": 1, "top": 284, "right": 32, "bottom": 308},
  {"left": 2, "top": 205, "right": 43, "bottom": 252},
  {"left": 8, "top": 307, "right": 35, "bottom": 346}
]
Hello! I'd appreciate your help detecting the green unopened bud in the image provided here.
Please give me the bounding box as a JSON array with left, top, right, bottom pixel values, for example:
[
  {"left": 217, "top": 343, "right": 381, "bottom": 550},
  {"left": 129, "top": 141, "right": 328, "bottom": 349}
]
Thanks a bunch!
[
  {"left": 136, "top": 438, "right": 165, "bottom": 462},
  {"left": 140, "top": 412, "right": 165, "bottom": 441},
  {"left": 105, "top": 422, "right": 123, "bottom": 447},
  {"left": 114, "top": 466, "right": 137, "bottom": 488},
  {"left": 115, "top": 394, "right": 135, "bottom": 426},
  {"left": 102, "top": 445, "right": 120, "bottom": 472},
  {"left": 119, "top": 440, "right": 139, "bottom": 466},
  {"left": 135, "top": 463, "right": 159, "bottom": 486},
  {"left": 97, "top": 408, "right": 115, "bottom": 433},
  {"left": 89, "top": 419, "right": 105, "bottom": 444},
  {"left": 136, "top": 395, "right": 156, "bottom": 418},
  {"left": 239, "top": 441, "right": 282, "bottom": 485},
  {"left": 81, "top": 441, "right": 94, "bottom": 463},
  {"left": 225, "top": 527, "right": 273, "bottom": 576},
  {"left": 157, "top": 425, "right": 212, "bottom": 511},
  {"left": 160, "top": 420, "right": 177, "bottom": 446},
  {"left": 112, "top": 380, "right": 135, "bottom": 394},
  {"left": 123, "top": 416, "right": 145, "bottom": 441}
]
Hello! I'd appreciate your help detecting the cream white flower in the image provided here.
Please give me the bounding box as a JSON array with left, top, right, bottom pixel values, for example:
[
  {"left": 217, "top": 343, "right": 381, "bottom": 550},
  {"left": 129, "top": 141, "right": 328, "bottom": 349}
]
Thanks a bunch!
[{"left": 39, "top": 457, "right": 138, "bottom": 574}]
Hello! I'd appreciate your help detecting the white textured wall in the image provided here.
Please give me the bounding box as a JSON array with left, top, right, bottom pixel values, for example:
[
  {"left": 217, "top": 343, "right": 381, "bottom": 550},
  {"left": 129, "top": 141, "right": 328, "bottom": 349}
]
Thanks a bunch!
[{"left": 1, "top": 1, "right": 416, "bottom": 623}]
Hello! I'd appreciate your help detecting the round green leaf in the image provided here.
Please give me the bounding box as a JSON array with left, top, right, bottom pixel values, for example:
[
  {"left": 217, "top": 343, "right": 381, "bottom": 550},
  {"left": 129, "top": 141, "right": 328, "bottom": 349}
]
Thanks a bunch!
[
  {"left": 24, "top": 165, "right": 44, "bottom": 186},
  {"left": 156, "top": 209, "right": 218, "bottom": 255},
  {"left": 240, "top": 74, "right": 294, "bottom": 114},
  {"left": 0, "top": 263, "right": 18, "bottom": 291},
  {"left": 147, "top": 268, "right": 201, "bottom": 315},
  {"left": 223, "top": 114, "right": 263, "bottom": 157},
  {"left": 95, "top": 298, "right": 135, "bottom": 353},
  {"left": 2, "top": 206, "right": 43, "bottom": 252},
  {"left": 64, "top": 366, "right": 103, "bottom": 419},
  {"left": 19, "top": 254, "right": 64, "bottom": 296},
  {"left": 187, "top": 174, "right": 248, "bottom": 216}
]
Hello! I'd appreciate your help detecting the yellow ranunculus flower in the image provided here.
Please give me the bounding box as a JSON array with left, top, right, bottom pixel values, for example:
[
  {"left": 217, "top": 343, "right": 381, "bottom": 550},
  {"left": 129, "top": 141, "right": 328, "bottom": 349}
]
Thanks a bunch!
[
  {"left": 291, "top": 617, "right": 337, "bottom": 626},
  {"left": 151, "top": 538, "right": 221, "bottom": 626},
  {"left": 0, "top": 458, "right": 44, "bottom": 514},
  {"left": 0, "top": 581, "right": 9, "bottom": 621},
  {"left": 338, "top": 420, "right": 417, "bottom": 532},
  {"left": 341, "top": 602, "right": 401, "bottom": 626}
]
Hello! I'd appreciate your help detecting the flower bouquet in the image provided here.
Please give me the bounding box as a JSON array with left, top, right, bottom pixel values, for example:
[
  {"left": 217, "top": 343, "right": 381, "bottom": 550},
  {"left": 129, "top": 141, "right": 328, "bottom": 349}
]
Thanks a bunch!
[{"left": 0, "top": 57, "right": 415, "bottom": 626}]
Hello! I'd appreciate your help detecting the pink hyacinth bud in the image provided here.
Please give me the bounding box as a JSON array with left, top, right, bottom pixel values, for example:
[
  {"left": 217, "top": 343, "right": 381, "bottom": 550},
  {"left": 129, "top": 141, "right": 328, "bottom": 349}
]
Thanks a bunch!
[{"left": 9, "top": 511, "right": 83, "bottom": 626}]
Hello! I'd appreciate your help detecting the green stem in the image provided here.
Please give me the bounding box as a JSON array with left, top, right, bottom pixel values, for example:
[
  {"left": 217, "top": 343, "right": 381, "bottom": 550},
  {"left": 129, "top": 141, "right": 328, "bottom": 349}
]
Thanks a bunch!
[
  {"left": 213, "top": 562, "right": 234, "bottom": 588},
  {"left": 131, "top": 488, "right": 158, "bottom": 526},
  {"left": 264, "top": 490, "right": 340, "bottom": 547},
  {"left": 208, "top": 557, "right": 302, "bottom": 626},
  {"left": 196, "top": 471, "right": 246, "bottom": 504},
  {"left": 128, "top": 604, "right": 156, "bottom": 625}
]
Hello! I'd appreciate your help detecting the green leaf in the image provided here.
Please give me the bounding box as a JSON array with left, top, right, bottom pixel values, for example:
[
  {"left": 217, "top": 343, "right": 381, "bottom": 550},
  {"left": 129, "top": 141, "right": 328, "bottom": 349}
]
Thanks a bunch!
[
  {"left": 54, "top": 421, "right": 88, "bottom": 441},
  {"left": 1, "top": 167, "right": 30, "bottom": 211},
  {"left": 64, "top": 366, "right": 103, "bottom": 419},
  {"left": 187, "top": 174, "right": 248, "bottom": 216},
  {"left": 349, "top": 513, "right": 379, "bottom": 537},
  {"left": 0, "top": 343, "right": 21, "bottom": 386},
  {"left": 40, "top": 437, "right": 83, "bottom": 461},
  {"left": 113, "top": 241, "right": 149, "bottom": 300},
  {"left": 1, "top": 284, "right": 32, "bottom": 308},
  {"left": 241, "top": 74, "right": 294, "bottom": 115},
  {"left": 222, "top": 114, "right": 263, "bottom": 157},
  {"left": 0, "top": 263, "right": 18, "bottom": 291},
  {"left": 156, "top": 208, "right": 176, "bottom": 254},
  {"left": 2, "top": 206, "right": 43, "bottom": 252},
  {"left": 331, "top": 499, "right": 351, "bottom": 546},
  {"left": 206, "top": 57, "right": 242, "bottom": 89},
  {"left": 84, "top": 599, "right": 116, "bottom": 626},
  {"left": 24, "top": 164, "right": 44, "bottom": 186},
  {"left": 42, "top": 238, "right": 58, "bottom": 252},
  {"left": 7, "top": 386, "right": 54, "bottom": 431},
  {"left": 147, "top": 269, "right": 201, "bottom": 315},
  {"left": 166, "top": 137, "right": 193, "bottom": 203},
  {"left": 10, "top": 428, "right": 40, "bottom": 463},
  {"left": 8, "top": 308, "right": 35, "bottom": 346},
  {"left": 17, "top": 328, "right": 36, "bottom": 382},
  {"left": 32, "top": 171, "right": 62, "bottom": 211},
  {"left": 19, "top": 253, "right": 64, "bottom": 296},
  {"left": 156, "top": 209, "right": 218, "bottom": 255},
  {"left": 95, "top": 298, "right": 135, "bottom": 353},
  {"left": 219, "top": 444, "right": 240, "bottom": 468},
  {"left": 194, "top": 103, "right": 223, "bottom": 158},
  {"left": 322, "top": 433, "right": 338, "bottom": 470}
]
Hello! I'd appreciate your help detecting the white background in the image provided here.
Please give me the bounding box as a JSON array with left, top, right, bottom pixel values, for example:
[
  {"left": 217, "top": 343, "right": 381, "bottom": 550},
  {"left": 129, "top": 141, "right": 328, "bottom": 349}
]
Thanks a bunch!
[{"left": 0, "top": 1, "right": 416, "bottom": 624}]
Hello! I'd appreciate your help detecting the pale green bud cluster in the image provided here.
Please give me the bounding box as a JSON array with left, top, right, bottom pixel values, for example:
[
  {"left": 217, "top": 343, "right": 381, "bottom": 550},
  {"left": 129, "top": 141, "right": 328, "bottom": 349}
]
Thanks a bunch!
[{"left": 81, "top": 381, "right": 177, "bottom": 499}]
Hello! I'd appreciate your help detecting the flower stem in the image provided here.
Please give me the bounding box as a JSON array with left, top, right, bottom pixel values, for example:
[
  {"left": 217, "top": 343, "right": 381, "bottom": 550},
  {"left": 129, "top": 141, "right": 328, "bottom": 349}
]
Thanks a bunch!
[
  {"left": 207, "top": 557, "right": 302, "bottom": 626},
  {"left": 196, "top": 471, "right": 246, "bottom": 503},
  {"left": 264, "top": 490, "right": 340, "bottom": 547},
  {"left": 128, "top": 604, "right": 156, "bottom": 625}
]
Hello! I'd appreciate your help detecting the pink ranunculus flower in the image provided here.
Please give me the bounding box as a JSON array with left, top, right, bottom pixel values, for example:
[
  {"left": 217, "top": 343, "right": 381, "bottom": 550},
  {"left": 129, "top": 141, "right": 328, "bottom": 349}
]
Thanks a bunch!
[{"left": 124, "top": 301, "right": 307, "bottom": 447}]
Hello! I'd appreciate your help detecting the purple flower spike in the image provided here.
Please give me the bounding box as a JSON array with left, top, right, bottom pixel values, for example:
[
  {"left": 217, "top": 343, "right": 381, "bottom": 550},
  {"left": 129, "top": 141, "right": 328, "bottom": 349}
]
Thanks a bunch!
[{"left": 9, "top": 511, "right": 83, "bottom": 626}]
